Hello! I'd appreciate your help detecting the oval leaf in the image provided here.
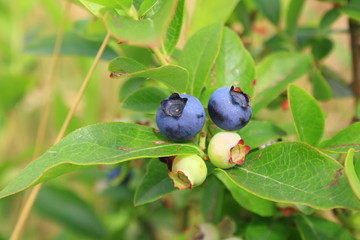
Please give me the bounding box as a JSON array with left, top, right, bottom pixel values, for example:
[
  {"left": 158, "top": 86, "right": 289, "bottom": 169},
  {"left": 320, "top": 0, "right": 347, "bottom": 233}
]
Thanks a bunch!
[
  {"left": 345, "top": 148, "right": 360, "bottom": 200},
  {"left": 180, "top": 24, "right": 223, "bottom": 97},
  {"left": 253, "top": 0, "right": 281, "bottom": 25},
  {"left": 215, "top": 27, "right": 256, "bottom": 97},
  {"left": 253, "top": 52, "right": 311, "bottom": 115},
  {"left": 109, "top": 57, "right": 189, "bottom": 92},
  {"left": 105, "top": 0, "right": 177, "bottom": 46},
  {"left": 35, "top": 186, "right": 106, "bottom": 238},
  {"left": 134, "top": 158, "right": 176, "bottom": 206},
  {"left": 214, "top": 142, "right": 360, "bottom": 210},
  {"left": 320, "top": 122, "right": 360, "bottom": 153},
  {"left": 163, "top": 0, "right": 185, "bottom": 56},
  {"left": 0, "top": 122, "right": 203, "bottom": 199},
  {"left": 310, "top": 67, "right": 332, "bottom": 101},
  {"left": 215, "top": 170, "right": 276, "bottom": 217},
  {"left": 238, "top": 120, "right": 286, "bottom": 149},
  {"left": 295, "top": 215, "right": 355, "bottom": 240},
  {"left": 122, "top": 87, "right": 169, "bottom": 112},
  {"left": 288, "top": 84, "right": 325, "bottom": 146}
]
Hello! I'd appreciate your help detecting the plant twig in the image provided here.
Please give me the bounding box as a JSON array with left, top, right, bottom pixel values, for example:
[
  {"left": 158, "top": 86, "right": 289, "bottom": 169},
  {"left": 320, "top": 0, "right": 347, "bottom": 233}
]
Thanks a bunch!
[
  {"left": 153, "top": 47, "right": 168, "bottom": 65},
  {"left": 349, "top": 18, "right": 360, "bottom": 121},
  {"left": 10, "top": 1, "right": 71, "bottom": 239},
  {"left": 9, "top": 28, "right": 111, "bottom": 240}
]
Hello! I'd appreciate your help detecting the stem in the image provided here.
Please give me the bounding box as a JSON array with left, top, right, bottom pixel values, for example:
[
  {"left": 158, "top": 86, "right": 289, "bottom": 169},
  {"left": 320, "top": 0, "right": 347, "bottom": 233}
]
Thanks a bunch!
[
  {"left": 9, "top": 29, "right": 111, "bottom": 240},
  {"left": 152, "top": 47, "right": 168, "bottom": 65},
  {"left": 33, "top": 0, "right": 71, "bottom": 157},
  {"left": 10, "top": 1, "right": 71, "bottom": 239},
  {"left": 349, "top": 18, "right": 360, "bottom": 121}
]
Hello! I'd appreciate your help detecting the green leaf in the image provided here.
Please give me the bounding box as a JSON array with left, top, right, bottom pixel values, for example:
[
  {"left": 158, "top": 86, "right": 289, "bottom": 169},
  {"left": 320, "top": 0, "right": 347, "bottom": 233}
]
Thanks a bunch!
[
  {"left": 119, "top": 77, "right": 146, "bottom": 101},
  {"left": 340, "top": 0, "right": 360, "bottom": 21},
  {"left": 109, "top": 57, "right": 189, "bottom": 92},
  {"left": 285, "top": 0, "right": 305, "bottom": 36},
  {"left": 139, "top": 0, "right": 158, "bottom": 17},
  {"left": 322, "top": 66, "right": 353, "bottom": 98},
  {"left": 35, "top": 186, "right": 106, "bottom": 239},
  {"left": 214, "top": 142, "right": 360, "bottom": 210},
  {"left": 0, "top": 122, "right": 203, "bottom": 199},
  {"left": 319, "top": 9, "right": 340, "bottom": 34},
  {"left": 253, "top": 52, "right": 311, "bottom": 115},
  {"left": 288, "top": 84, "right": 325, "bottom": 146},
  {"left": 163, "top": 0, "right": 185, "bottom": 56},
  {"left": 215, "top": 27, "right": 256, "bottom": 97},
  {"left": 238, "top": 120, "right": 286, "bottom": 149},
  {"left": 134, "top": 158, "right": 176, "bottom": 206},
  {"left": 122, "top": 86, "right": 169, "bottom": 112},
  {"left": 105, "top": 0, "right": 177, "bottom": 46},
  {"left": 245, "top": 218, "right": 290, "bottom": 240},
  {"left": 180, "top": 25, "right": 223, "bottom": 97},
  {"left": 310, "top": 67, "right": 332, "bottom": 101},
  {"left": 188, "top": 0, "right": 239, "bottom": 36},
  {"left": 215, "top": 170, "right": 276, "bottom": 217},
  {"left": 345, "top": 149, "right": 360, "bottom": 200},
  {"left": 85, "top": 0, "right": 133, "bottom": 12},
  {"left": 201, "top": 175, "right": 224, "bottom": 222},
  {"left": 253, "top": 0, "right": 281, "bottom": 25},
  {"left": 0, "top": 75, "right": 33, "bottom": 111},
  {"left": 79, "top": 0, "right": 106, "bottom": 17},
  {"left": 311, "top": 37, "right": 333, "bottom": 60},
  {"left": 320, "top": 122, "right": 360, "bottom": 153},
  {"left": 25, "top": 32, "right": 117, "bottom": 60},
  {"left": 295, "top": 215, "right": 355, "bottom": 240}
]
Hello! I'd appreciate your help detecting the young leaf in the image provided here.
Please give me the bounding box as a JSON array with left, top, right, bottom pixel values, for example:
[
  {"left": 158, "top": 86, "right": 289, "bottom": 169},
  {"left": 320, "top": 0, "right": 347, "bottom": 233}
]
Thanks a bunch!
[
  {"left": 35, "top": 186, "right": 106, "bottom": 238},
  {"left": 109, "top": 57, "right": 189, "bottom": 92},
  {"left": 295, "top": 215, "right": 355, "bottom": 240},
  {"left": 253, "top": 52, "right": 311, "bottom": 115},
  {"left": 122, "top": 87, "right": 169, "bottom": 112},
  {"left": 214, "top": 142, "right": 360, "bottom": 210},
  {"left": 288, "top": 84, "right": 325, "bottom": 146},
  {"left": 180, "top": 24, "right": 223, "bottom": 97},
  {"left": 345, "top": 149, "right": 360, "bottom": 200},
  {"left": 311, "top": 37, "right": 333, "bottom": 60},
  {"left": 25, "top": 32, "right": 117, "bottom": 60},
  {"left": 310, "top": 67, "right": 332, "bottom": 101},
  {"left": 163, "top": 0, "right": 185, "bottom": 56},
  {"left": 253, "top": 0, "right": 281, "bottom": 25},
  {"left": 0, "top": 122, "right": 203, "bottom": 199},
  {"left": 245, "top": 218, "right": 291, "bottom": 240},
  {"left": 201, "top": 175, "right": 225, "bottom": 222},
  {"left": 237, "top": 120, "right": 286, "bottom": 149},
  {"left": 340, "top": 0, "right": 360, "bottom": 21},
  {"left": 285, "top": 0, "right": 305, "bottom": 36},
  {"left": 139, "top": 0, "right": 158, "bottom": 17},
  {"left": 134, "top": 158, "right": 176, "bottom": 206},
  {"left": 215, "top": 27, "right": 256, "bottom": 97},
  {"left": 216, "top": 170, "right": 276, "bottom": 217},
  {"left": 105, "top": 0, "right": 177, "bottom": 46},
  {"left": 188, "top": 0, "right": 239, "bottom": 36},
  {"left": 319, "top": 9, "right": 340, "bottom": 34},
  {"left": 320, "top": 122, "right": 360, "bottom": 153},
  {"left": 119, "top": 77, "right": 146, "bottom": 101}
]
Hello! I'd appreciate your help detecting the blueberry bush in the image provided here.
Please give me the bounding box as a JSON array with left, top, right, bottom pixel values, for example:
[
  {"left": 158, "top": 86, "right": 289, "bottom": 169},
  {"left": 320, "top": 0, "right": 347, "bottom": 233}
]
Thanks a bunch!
[{"left": 1, "top": 0, "right": 360, "bottom": 239}]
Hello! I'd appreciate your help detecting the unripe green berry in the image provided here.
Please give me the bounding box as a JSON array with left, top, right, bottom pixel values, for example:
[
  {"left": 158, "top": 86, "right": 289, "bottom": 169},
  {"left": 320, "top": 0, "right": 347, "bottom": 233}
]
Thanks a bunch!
[
  {"left": 168, "top": 155, "right": 207, "bottom": 190},
  {"left": 208, "top": 132, "right": 250, "bottom": 169}
]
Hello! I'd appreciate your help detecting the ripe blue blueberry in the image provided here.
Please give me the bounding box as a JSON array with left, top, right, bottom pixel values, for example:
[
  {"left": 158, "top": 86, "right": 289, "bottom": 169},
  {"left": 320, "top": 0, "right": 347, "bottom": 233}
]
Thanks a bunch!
[
  {"left": 208, "top": 86, "right": 252, "bottom": 131},
  {"left": 156, "top": 93, "right": 206, "bottom": 141}
]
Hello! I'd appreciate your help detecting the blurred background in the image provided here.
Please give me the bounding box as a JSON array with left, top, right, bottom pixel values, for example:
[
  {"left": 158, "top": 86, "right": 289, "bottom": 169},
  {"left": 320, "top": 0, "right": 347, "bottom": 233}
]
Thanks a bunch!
[{"left": 0, "top": 0, "right": 358, "bottom": 239}]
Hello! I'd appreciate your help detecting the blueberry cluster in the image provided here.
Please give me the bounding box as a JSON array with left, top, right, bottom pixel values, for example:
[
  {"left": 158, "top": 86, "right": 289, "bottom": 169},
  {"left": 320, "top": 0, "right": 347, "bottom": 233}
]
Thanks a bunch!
[{"left": 156, "top": 86, "right": 252, "bottom": 141}]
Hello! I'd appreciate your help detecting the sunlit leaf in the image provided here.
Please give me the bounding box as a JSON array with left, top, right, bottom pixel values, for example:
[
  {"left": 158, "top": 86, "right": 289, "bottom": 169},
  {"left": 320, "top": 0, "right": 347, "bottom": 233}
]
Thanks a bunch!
[
  {"left": 0, "top": 122, "right": 203, "bottom": 199},
  {"left": 214, "top": 142, "right": 360, "bottom": 210}
]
